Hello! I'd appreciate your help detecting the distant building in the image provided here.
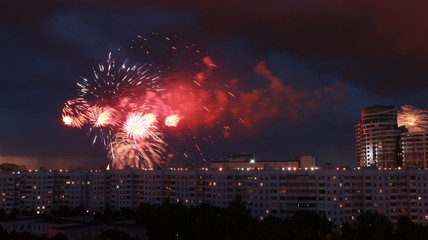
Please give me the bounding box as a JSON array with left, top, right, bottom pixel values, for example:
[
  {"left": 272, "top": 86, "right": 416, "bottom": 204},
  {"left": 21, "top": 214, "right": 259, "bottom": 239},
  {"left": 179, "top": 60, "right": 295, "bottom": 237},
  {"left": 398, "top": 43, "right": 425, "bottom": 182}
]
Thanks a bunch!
[
  {"left": 298, "top": 155, "right": 316, "bottom": 168},
  {"left": 227, "top": 153, "right": 256, "bottom": 162},
  {"left": 0, "top": 163, "right": 26, "bottom": 172},
  {"left": 210, "top": 154, "right": 315, "bottom": 170},
  {"left": 356, "top": 105, "right": 428, "bottom": 169},
  {"left": 0, "top": 217, "right": 147, "bottom": 240},
  {"left": 355, "top": 105, "right": 402, "bottom": 168}
]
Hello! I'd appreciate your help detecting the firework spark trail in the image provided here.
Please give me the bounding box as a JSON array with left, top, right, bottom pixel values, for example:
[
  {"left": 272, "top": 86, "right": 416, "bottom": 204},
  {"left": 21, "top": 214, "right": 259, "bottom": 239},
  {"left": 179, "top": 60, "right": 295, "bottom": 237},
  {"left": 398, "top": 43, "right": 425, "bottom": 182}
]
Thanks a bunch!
[
  {"left": 124, "top": 112, "right": 158, "bottom": 140},
  {"left": 88, "top": 106, "right": 117, "bottom": 127},
  {"left": 62, "top": 50, "right": 170, "bottom": 169},
  {"left": 62, "top": 98, "right": 90, "bottom": 128},
  {"left": 61, "top": 32, "right": 221, "bottom": 169},
  {"left": 62, "top": 34, "right": 236, "bottom": 169},
  {"left": 398, "top": 105, "right": 428, "bottom": 132},
  {"left": 108, "top": 132, "right": 165, "bottom": 169},
  {"left": 62, "top": 33, "right": 349, "bottom": 169}
]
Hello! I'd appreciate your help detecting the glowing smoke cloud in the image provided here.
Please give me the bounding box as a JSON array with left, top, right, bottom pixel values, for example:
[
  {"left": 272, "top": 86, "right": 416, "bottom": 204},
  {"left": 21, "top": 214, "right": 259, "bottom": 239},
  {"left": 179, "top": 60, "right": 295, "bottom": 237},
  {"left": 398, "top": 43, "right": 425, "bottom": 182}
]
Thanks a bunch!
[
  {"left": 398, "top": 105, "right": 428, "bottom": 132},
  {"left": 61, "top": 34, "right": 225, "bottom": 169},
  {"left": 62, "top": 33, "right": 349, "bottom": 169}
]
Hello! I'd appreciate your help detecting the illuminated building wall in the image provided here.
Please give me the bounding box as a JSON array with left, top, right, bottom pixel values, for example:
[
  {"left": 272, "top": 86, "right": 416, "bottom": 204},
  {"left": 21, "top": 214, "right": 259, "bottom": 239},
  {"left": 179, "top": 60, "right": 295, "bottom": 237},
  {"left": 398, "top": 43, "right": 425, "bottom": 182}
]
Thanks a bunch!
[
  {"left": 210, "top": 155, "right": 314, "bottom": 171},
  {"left": 2, "top": 168, "right": 428, "bottom": 230},
  {"left": 401, "top": 131, "right": 428, "bottom": 169},
  {"left": 355, "top": 105, "right": 402, "bottom": 168}
]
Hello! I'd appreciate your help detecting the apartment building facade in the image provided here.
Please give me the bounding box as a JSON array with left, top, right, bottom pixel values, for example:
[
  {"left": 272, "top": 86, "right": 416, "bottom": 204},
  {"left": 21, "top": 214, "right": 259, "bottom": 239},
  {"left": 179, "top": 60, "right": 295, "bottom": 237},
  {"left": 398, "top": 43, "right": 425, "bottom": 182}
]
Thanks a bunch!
[
  {"left": 1, "top": 167, "right": 428, "bottom": 229},
  {"left": 401, "top": 131, "right": 428, "bottom": 169}
]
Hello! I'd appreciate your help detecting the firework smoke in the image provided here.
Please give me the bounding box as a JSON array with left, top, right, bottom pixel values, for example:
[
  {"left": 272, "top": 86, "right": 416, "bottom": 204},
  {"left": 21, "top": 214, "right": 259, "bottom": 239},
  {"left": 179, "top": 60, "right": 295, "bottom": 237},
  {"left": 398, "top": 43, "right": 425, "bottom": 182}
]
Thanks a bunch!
[
  {"left": 62, "top": 33, "right": 349, "bottom": 169},
  {"left": 62, "top": 34, "right": 222, "bottom": 169},
  {"left": 398, "top": 105, "right": 428, "bottom": 132}
]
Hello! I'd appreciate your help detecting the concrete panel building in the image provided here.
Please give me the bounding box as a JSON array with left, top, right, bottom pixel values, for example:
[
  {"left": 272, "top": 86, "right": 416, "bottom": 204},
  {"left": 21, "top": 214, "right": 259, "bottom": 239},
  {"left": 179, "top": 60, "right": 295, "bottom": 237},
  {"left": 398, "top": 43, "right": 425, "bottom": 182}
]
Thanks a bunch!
[{"left": 2, "top": 166, "right": 428, "bottom": 230}]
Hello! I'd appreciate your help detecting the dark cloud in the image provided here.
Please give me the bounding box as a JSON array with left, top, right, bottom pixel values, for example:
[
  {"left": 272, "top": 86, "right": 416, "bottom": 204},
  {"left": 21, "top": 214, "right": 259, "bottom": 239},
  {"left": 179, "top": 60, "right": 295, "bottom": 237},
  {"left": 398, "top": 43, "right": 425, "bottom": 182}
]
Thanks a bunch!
[
  {"left": 0, "top": 0, "right": 427, "bottom": 168},
  {"left": 113, "top": 0, "right": 428, "bottom": 97}
]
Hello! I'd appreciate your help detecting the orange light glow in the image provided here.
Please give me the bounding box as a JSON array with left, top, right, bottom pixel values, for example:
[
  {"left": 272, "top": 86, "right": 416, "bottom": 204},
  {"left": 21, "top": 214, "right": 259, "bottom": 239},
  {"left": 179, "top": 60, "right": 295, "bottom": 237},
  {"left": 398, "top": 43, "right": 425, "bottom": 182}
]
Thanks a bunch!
[
  {"left": 61, "top": 98, "right": 89, "bottom": 128},
  {"left": 398, "top": 105, "right": 428, "bottom": 132},
  {"left": 165, "top": 114, "right": 181, "bottom": 127},
  {"left": 89, "top": 106, "right": 116, "bottom": 127},
  {"left": 143, "top": 113, "right": 157, "bottom": 125},
  {"left": 62, "top": 116, "right": 73, "bottom": 125}
]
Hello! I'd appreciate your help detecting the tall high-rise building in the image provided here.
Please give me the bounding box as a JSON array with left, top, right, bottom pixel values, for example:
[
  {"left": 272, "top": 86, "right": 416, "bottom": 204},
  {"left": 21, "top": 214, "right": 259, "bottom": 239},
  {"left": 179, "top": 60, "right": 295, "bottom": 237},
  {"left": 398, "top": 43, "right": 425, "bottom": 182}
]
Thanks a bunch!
[
  {"left": 401, "top": 131, "right": 428, "bottom": 169},
  {"left": 355, "top": 105, "right": 402, "bottom": 168}
]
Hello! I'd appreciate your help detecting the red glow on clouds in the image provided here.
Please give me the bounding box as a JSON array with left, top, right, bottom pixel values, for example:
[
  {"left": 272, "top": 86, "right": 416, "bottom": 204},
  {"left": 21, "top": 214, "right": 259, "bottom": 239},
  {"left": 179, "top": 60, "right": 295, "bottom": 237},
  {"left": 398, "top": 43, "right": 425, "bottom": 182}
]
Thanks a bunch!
[
  {"left": 128, "top": 59, "right": 349, "bottom": 137},
  {"left": 202, "top": 56, "right": 217, "bottom": 68},
  {"left": 240, "top": 61, "right": 349, "bottom": 126},
  {"left": 62, "top": 40, "right": 350, "bottom": 168},
  {"left": 65, "top": 55, "right": 349, "bottom": 139}
]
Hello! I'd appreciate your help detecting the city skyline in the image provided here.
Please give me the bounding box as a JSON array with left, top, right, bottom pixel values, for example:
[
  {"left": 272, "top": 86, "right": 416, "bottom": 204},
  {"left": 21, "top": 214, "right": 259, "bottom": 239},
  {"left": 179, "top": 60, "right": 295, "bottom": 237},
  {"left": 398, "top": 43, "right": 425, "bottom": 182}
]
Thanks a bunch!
[
  {"left": 2, "top": 162, "right": 428, "bottom": 230},
  {"left": 356, "top": 105, "right": 428, "bottom": 169},
  {"left": 2, "top": 1, "right": 428, "bottom": 169}
]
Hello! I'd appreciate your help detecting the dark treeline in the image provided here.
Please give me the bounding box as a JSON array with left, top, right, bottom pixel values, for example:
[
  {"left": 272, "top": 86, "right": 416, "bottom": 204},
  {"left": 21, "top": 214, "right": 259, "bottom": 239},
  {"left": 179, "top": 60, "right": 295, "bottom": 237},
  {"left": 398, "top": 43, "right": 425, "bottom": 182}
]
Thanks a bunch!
[
  {"left": 116, "top": 202, "right": 334, "bottom": 240},
  {"left": 104, "top": 203, "right": 428, "bottom": 240},
  {"left": 0, "top": 228, "right": 133, "bottom": 240},
  {"left": 2, "top": 203, "right": 428, "bottom": 239}
]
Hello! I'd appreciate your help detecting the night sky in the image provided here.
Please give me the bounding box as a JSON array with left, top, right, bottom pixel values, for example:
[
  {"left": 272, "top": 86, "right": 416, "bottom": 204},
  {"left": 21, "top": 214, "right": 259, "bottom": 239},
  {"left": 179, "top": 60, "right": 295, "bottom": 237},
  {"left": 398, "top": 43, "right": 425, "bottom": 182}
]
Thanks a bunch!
[{"left": 1, "top": 1, "right": 428, "bottom": 169}]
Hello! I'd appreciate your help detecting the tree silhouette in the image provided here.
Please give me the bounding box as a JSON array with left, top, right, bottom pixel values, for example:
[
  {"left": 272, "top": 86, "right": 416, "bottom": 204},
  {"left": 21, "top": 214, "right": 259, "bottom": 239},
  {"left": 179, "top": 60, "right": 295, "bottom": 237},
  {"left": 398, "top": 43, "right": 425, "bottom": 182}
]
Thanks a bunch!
[
  {"left": 289, "top": 210, "right": 333, "bottom": 240},
  {"left": 356, "top": 212, "right": 393, "bottom": 240}
]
